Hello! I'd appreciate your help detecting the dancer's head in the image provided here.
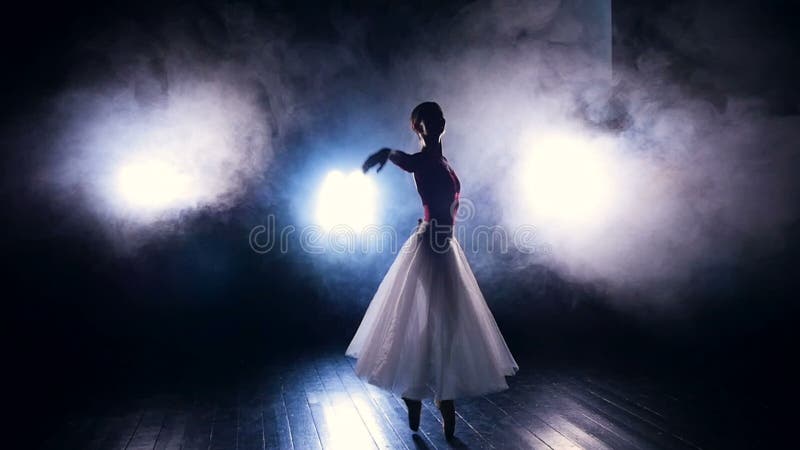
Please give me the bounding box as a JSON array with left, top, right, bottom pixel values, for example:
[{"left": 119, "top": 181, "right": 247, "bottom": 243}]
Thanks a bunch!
[{"left": 411, "top": 102, "right": 445, "bottom": 145}]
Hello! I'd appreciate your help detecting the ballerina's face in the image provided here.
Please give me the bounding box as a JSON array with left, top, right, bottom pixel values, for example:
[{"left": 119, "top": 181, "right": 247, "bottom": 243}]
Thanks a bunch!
[{"left": 411, "top": 119, "right": 425, "bottom": 136}]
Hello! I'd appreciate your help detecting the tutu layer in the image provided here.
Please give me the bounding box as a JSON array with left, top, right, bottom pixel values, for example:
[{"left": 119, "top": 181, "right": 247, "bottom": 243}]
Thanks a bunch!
[{"left": 346, "top": 222, "right": 518, "bottom": 401}]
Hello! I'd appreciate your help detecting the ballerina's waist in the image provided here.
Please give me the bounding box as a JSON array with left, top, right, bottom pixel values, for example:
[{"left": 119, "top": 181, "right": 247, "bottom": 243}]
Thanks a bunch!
[{"left": 423, "top": 204, "right": 457, "bottom": 225}]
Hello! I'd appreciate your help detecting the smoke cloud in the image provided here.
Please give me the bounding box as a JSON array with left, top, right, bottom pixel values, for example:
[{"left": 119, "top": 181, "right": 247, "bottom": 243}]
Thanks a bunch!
[
  {"left": 19, "top": 0, "right": 800, "bottom": 308},
  {"left": 369, "top": 0, "right": 799, "bottom": 305},
  {"left": 32, "top": 4, "right": 292, "bottom": 246}
]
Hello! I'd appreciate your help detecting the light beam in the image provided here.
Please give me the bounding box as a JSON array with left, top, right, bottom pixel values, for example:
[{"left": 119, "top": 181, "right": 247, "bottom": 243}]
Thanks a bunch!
[
  {"left": 315, "top": 170, "right": 378, "bottom": 232},
  {"left": 518, "top": 131, "right": 617, "bottom": 229}
]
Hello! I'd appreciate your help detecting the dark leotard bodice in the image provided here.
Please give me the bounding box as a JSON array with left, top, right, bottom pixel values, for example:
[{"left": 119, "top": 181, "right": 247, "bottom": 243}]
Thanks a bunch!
[{"left": 391, "top": 150, "right": 461, "bottom": 226}]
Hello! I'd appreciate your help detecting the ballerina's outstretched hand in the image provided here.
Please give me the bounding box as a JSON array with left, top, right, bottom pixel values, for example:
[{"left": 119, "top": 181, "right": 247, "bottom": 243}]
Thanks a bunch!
[{"left": 362, "top": 148, "right": 391, "bottom": 173}]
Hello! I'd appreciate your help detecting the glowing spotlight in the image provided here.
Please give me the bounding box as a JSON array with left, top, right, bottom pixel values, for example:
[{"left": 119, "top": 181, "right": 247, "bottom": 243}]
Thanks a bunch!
[
  {"left": 115, "top": 160, "right": 193, "bottom": 212},
  {"left": 519, "top": 132, "right": 616, "bottom": 227},
  {"left": 315, "top": 170, "right": 378, "bottom": 231}
]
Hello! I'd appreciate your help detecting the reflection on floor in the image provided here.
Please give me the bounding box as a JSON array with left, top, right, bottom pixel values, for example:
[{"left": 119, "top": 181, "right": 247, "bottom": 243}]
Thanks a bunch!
[{"left": 44, "top": 348, "right": 783, "bottom": 449}]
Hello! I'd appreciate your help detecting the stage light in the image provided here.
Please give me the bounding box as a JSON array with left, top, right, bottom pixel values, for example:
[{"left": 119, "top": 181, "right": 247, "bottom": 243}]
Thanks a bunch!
[
  {"left": 115, "top": 160, "right": 193, "bottom": 212},
  {"left": 518, "top": 132, "right": 616, "bottom": 227},
  {"left": 315, "top": 170, "right": 378, "bottom": 232},
  {"left": 59, "top": 83, "right": 268, "bottom": 227}
]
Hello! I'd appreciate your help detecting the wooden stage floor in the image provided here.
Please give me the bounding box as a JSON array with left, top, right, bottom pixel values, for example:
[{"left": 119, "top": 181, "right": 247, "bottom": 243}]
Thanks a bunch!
[{"left": 42, "top": 348, "right": 784, "bottom": 449}]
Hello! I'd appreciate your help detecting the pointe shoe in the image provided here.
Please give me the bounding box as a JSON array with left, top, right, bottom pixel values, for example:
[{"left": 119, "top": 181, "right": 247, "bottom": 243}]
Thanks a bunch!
[
  {"left": 402, "top": 397, "right": 422, "bottom": 431},
  {"left": 436, "top": 399, "right": 455, "bottom": 440}
]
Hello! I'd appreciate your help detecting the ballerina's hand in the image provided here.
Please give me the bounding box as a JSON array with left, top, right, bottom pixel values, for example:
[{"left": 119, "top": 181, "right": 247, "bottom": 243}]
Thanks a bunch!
[{"left": 362, "top": 148, "right": 391, "bottom": 173}]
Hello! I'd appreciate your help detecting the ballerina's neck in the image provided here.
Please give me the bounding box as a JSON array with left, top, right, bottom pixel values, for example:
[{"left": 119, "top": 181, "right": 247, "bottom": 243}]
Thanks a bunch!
[{"left": 422, "top": 142, "right": 443, "bottom": 155}]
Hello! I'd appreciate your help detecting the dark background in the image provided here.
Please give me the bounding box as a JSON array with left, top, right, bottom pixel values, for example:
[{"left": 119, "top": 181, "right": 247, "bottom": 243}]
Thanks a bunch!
[{"left": 3, "top": 0, "right": 799, "bottom": 444}]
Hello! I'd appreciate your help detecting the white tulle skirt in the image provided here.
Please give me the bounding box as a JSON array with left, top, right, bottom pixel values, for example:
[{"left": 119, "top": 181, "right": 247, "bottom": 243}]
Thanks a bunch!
[{"left": 346, "top": 221, "right": 519, "bottom": 401}]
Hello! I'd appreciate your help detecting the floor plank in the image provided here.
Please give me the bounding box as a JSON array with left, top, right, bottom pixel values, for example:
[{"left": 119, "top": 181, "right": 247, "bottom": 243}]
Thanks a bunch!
[
  {"left": 126, "top": 408, "right": 165, "bottom": 450},
  {"left": 282, "top": 362, "right": 323, "bottom": 450},
  {"left": 237, "top": 381, "right": 266, "bottom": 450},
  {"left": 523, "top": 378, "right": 649, "bottom": 450},
  {"left": 452, "top": 395, "right": 546, "bottom": 449},
  {"left": 259, "top": 368, "right": 294, "bottom": 450},
  {"left": 43, "top": 349, "right": 787, "bottom": 450},
  {"left": 335, "top": 356, "right": 434, "bottom": 450},
  {"left": 419, "top": 398, "right": 494, "bottom": 449},
  {"left": 311, "top": 356, "right": 379, "bottom": 449},
  {"left": 548, "top": 375, "right": 692, "bottom": 450},
  {"left": 153, "top": 407, "right": 189, "bottom": 450},
  {"left": 484, "top": 389, "right": 584, "bottom": 450},
  {"left": 209, "top": 390, "right": 238, "bottom": 450},
  {"left": 180, "top": 399, "right": 215, "bottom": 450},
  {"left": 319, "top": 355, "right": 408, "bottom": 449},
  {"left": 90, "top": 410, "right": 142, "bottom": 450}
]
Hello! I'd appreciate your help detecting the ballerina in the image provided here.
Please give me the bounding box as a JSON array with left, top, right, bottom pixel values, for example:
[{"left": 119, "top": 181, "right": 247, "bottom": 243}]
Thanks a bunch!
[{"left": 346, "top": 101, "right": 518, "bottom": 440}]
